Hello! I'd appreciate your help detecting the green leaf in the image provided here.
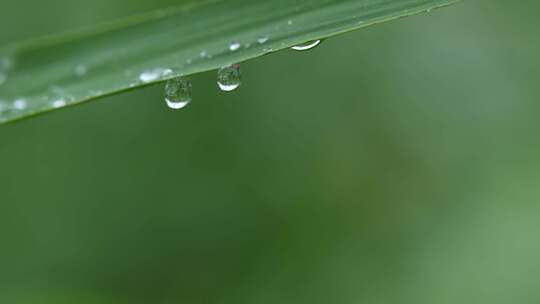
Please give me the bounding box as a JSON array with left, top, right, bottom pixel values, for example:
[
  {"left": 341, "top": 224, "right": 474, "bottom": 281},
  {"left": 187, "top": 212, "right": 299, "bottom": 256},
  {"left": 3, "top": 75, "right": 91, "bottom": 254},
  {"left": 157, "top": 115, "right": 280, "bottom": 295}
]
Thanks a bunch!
[{"left": 0, "top": 0, "right": 459, "bottom": 125}]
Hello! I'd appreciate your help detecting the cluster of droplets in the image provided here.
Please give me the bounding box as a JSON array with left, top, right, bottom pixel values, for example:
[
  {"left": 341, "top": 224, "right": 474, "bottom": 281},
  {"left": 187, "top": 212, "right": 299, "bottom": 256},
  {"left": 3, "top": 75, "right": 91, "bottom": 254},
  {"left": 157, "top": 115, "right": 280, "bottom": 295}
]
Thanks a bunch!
[
  {"left": 162, "top": 36, "right": 321, "bottom": 110},
  {"left": 0, "top": 98, "right": 27, "bottom": 115},
  {"left": 1, "top": 33, "right": 324, "bottom": 120},
  {"left": 164, "top": 64, "right": 241, "bottom": 110}
]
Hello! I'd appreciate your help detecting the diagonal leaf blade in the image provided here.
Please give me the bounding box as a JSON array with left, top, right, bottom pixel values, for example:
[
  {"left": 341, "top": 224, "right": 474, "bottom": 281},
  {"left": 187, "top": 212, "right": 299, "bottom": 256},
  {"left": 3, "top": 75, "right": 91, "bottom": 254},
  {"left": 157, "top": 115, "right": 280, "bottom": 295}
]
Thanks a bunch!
[{"left": 0, "top": 0, "right": 459, "bottom": 125}]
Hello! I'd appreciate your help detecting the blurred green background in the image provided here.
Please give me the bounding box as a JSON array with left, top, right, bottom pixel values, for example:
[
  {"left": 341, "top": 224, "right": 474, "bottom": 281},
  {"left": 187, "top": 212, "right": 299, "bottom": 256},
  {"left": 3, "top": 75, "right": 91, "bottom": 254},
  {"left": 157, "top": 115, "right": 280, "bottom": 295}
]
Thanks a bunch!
[{"left": 1, "top": 0, "right": 540, "bottom": 303}]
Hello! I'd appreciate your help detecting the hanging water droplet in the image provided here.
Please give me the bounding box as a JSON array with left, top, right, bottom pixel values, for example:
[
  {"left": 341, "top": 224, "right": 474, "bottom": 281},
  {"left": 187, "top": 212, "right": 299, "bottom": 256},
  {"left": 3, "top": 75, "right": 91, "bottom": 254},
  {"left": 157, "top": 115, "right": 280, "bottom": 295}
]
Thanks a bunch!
[
  {"left": 217, "top": 64, "right": 241, "bottom": 92},
  {"left": 291, "top": 40, "right": 322, "bottom": 51},
  {"left": 229, "top": 42, "right": 241, "bottom": 51},
  {"left": 164, "top": 77, "right": 192, "bottom": 109}
]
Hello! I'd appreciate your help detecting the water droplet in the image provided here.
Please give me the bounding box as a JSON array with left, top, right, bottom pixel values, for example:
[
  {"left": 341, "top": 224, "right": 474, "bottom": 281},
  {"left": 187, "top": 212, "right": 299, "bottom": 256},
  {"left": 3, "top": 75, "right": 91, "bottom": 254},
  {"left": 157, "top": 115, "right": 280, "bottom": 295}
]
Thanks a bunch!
[
  {"left": 287, "top": 20, "right": 293, "bottom": 25},
  {"left": 263, "top": 47, "right": 274, "bottom": 54},
  {"left": 13, "top": 98, "right": 27, "bottom": 110},
  {"left": 217, "top": 64, "right": 241, "bottom": 92},
  {"left": 200, "top": 50, "right": 208, "bottom": 58},
  {"left": 257, "top": 36, "right": 269, "bottom": 44},
  {"left": 52, "top": 99, "right": 67, "bottom": 108},
  {"left": 291, "top": 40, "right": 322, "bottom": 51},
  {"left": 164, "top": 77, "right": 192, "bottom": 109},
  {"left": 139, "top": 68, "right": 172, "bottom": 83},
  {"left": 74, "top": 64, "right": 88, "bottom": 77},
  {"left": 229, "top": 42, "right": 241, "bottom": 51},
  {"left": 162, "top": 68, "right": 173, "bottom": 76}
]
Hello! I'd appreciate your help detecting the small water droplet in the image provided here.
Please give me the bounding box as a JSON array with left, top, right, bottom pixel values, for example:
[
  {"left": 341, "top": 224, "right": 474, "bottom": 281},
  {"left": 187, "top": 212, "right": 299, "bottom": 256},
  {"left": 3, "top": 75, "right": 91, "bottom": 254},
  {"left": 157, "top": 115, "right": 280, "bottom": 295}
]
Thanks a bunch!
[
  {"left": 291, "top": 40, "right": 322, "bottom": 51},
  {"left": 139, "top": 68, "right": 172, "bottom": 83},
  {"left": 164, "top": 77, "right": 192, "bottom": 110},
  {"left": 229, "top": 42, "right": 241, "bottom": 51},
  {"left": 287, "top": 20, "right": 293, "bottom": 25},
  {"left": 263, "top": 47, "right": 274, "bottom": 54},
  {"left": 52, "top": 99, "right": 67, "bottom": 108},
  {"left": 257, "top": 36, "right": 269, "bottom": 44},
  {"left": 74, "top": 64, "right": 88, "bottom": 77},
  {"left": 13, "top": 98, "right": 27, "bottom": 110},
  {"left": 200, "top": 50, "right": 208, "bottom": 58},
  {"left": 217, "top": 64, "right": 241, "bottom": 92},
  {"left": 162, "top": 68, "right": 173, "bottom": 76}
]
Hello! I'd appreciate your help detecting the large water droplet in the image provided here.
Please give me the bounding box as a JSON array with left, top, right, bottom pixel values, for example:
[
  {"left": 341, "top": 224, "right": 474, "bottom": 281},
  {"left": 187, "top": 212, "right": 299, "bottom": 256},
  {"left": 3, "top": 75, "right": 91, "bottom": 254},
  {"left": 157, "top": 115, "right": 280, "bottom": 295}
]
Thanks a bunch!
[
  {"left": 217, "top": 64, "right": 241, "bottom": 92},
  {"left": 291, "top": 40, "right": 321, "bottom": 51},
  {"left": 164, "top": 77, "right": 192, "bottom": 109}
]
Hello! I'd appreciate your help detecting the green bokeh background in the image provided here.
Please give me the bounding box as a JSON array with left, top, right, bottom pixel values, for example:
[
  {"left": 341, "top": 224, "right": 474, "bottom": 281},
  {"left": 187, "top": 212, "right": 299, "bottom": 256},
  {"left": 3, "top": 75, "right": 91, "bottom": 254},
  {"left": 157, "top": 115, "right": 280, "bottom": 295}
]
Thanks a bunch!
[{"left": 1, "top": 1, "right": 540, "bottom": 303}]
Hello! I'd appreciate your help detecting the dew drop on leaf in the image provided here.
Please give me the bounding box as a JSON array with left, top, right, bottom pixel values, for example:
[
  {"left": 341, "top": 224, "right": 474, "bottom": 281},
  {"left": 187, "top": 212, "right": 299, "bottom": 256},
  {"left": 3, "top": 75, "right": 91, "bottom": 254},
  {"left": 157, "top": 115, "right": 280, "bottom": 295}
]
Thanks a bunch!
[
  {"left": 291, "top": 40, "right": 322, "bottom": 51},
  {"left": 257, "top": 36, "right": 269, "bottom": 44},
  {"left": 52, "top": 99, "right": 67, "bottom": 108},
  {"left": 74, "top": 64, "right": 88, "bottom": 77},
  {"left": 217, "top": 64, "right": 241, "bottom": 92},
  {"left": 139, "top": 68, "right": 173, "bottom": 83},
  {"left": 164, "top": 77, "right": 192, "bottom": 110},
  {"left": 13, "top": 98, "right": 27, "bottom": 110},
  {"left": 229, "top": 42, "right": 241, "bottom": 51}
]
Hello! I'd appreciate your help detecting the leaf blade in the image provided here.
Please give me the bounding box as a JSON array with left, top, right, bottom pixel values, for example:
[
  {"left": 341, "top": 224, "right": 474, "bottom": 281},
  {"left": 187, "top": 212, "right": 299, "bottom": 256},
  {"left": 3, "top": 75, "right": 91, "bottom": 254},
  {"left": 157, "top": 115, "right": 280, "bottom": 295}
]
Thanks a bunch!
[{"left": 0, "top": 0, "right": 459, "bottom": 124}]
